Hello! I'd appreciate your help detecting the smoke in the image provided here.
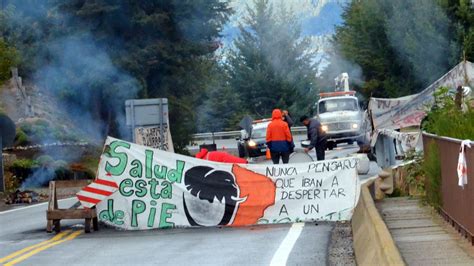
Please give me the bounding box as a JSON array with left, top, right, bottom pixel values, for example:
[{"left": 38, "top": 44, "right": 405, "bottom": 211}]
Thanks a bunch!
[
  {"left": 3, "top": 1, "right": 139, "bottom": 142},
  {"left": 2, "top": 1, "right": 140, "bottom": 187},
  {"left": 385, "top": 0, "right": 459, "bottom": 87},
  {"left": 35, "top": 34, "right": 140, "bottom": 141},
  {"left": 320, "top": 45, "right": 364, "bottom": 90},
  {"left": 21, "top": 167, "right": 55, "bottom": 189}
]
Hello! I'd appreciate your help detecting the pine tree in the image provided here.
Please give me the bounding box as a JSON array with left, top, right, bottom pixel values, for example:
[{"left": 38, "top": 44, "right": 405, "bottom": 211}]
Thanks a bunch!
[
  {"left": 226, "top": 0, "right": 317, "bottom": 120},
  {"left": 331, "top": 0, "right": 460, "bottom": 99},
  {"left": 439, "top": 0, "right": 474, "bottom": 61},
  {"left": 2, "top": 0, "right": 232, "bottom": 152}
]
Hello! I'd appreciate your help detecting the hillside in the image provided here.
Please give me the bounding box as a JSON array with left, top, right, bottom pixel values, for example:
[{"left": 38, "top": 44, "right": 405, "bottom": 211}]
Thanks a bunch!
[{"left": 0, "top": 69, "right": 86, "bottom": 147}]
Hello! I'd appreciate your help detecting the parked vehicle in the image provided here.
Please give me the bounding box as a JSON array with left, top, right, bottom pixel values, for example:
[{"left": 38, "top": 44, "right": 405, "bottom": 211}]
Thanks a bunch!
[
  {"left": 236, "top": 119, "right": 270, "bottom": 158},
  {"left": 304, "top": 73, "right": 369, "bottom": 150}
]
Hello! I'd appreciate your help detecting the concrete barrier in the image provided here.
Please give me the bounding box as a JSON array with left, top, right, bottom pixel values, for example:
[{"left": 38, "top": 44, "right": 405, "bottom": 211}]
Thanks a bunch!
[{"left": 352, "top": 182, "right": 405, "bottom": 265}]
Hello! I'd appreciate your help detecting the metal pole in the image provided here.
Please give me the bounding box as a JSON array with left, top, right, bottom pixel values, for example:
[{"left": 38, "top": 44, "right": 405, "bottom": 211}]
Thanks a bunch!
[
  {"left": 159, "top": 99, "right": 164, "bottom": 150},
  {"left": 131, "top": 101, "right": 135, "bottom": 143},
  {"left": 0, "top": 135, "right": 5, "bottom": 193}
]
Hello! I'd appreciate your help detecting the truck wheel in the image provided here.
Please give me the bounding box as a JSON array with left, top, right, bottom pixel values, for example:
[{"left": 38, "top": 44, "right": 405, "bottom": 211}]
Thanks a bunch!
[
  {"left": 348, "top": 140, "right": 354, "bottom": 145},
  {"left": 237, "top": 143, "right": 245, "bottom": 158}
]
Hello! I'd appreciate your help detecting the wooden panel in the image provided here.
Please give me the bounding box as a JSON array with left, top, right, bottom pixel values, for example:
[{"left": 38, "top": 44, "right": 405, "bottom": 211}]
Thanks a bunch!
[{"left": 47, "top": 209, "right": 97, "bottom": 220}]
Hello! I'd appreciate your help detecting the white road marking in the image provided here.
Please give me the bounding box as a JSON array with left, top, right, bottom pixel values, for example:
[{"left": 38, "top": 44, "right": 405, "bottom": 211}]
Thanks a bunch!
[
  {"left": 270, "top": 223, "right": 305, "bottom": 266},
  {"left": 0, "top": 198, "right": 75, "bottom": 215}
]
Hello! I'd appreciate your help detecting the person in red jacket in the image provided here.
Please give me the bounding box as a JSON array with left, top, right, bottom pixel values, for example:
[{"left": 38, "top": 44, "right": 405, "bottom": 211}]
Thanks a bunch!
[
  {"left": 266, "top": 109, "right": 293, "bottom": 164},
  {"left": 195, "top": 148, "right": 248, "bottom": 164}
]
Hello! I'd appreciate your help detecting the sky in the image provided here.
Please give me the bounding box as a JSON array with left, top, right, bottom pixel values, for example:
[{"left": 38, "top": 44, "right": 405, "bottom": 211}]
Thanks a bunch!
[{"left": 220, "top": 0, "right": 347, "bottom": 47}]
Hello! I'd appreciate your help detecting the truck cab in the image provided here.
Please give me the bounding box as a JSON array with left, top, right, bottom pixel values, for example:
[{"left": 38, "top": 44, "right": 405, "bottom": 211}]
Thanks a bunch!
[{"left": 316, "top": 91, "right": 366, "bottom": 150}]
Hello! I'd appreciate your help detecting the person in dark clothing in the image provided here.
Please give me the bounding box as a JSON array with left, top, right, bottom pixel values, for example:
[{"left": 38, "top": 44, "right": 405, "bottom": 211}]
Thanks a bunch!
[
  {"left": 300, "top": 115, "right": 327, "bottom": 161},
  {"left": 282, "top": 110, "right": 295, "bottom": 153},
  {"left": 266, "top": 109, "right": 293, "bottom": 164},
  {"left": 282, "top": 110, "right": 294, "bottom": 129}
]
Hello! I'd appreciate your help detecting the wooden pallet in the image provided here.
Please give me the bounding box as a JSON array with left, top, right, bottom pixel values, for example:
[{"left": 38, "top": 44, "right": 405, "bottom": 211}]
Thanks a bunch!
[{"left": 46, "top": 180, "right": 98, "bottom": 233}]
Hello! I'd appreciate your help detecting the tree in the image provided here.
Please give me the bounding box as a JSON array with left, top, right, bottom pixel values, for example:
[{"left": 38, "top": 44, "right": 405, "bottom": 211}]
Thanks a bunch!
[
  {"left": 332, "top": 0, "right": 419, "bottom": 98},
  {"left": 330, "top": 0, "right": 459, "bottom": 99},
  {"left": 385, "top": 0, "right": 459, "bottom": 86},
  {"left": 1, "top": 0, "right": 232, "bottom": 153},
  {"left": 439, "top": 0, "right": 474, "bottom": 61},
  {"left": 196, "top": 63, "right": 244, "bottom": 133},
  {"left": 226, "top": 0, "right": 318, "bottom": 120},
  {"left": 0, "top": 38, "right": 18, "bottom": 83},
  {"left": 55, "top": 0, "right": 232, "bottom": 152}
]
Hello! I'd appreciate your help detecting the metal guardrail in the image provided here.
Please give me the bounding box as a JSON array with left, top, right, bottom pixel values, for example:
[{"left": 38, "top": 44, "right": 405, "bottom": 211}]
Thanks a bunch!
[
  {"left": 423, "top": 133, "right": 474, "bottom": 244},
  {"left": 192, "top": 126, "right": 307, "bottom": 140}
]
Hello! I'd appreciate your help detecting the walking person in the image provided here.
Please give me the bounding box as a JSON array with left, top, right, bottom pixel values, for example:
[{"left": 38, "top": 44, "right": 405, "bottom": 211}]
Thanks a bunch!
[
  {"left": 266, "top": 109, "right": 293, "bottom": 164},
  {"left": 300, "top": 115, "right": 327, "bottom": 161}
]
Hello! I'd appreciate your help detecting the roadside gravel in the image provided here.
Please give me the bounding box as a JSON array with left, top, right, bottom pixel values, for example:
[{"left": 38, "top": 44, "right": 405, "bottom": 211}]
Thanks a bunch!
[{"left": 328, "top": 221, "right": 356, "bottom": 266}]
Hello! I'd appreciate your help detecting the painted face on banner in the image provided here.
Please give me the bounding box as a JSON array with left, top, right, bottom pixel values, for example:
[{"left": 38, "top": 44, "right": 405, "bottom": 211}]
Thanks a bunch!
[
  {"left": 183, "top": 166, "right": 240, "bottom": 226},
  {"left": 183, "top": 164, "right": 276, "bottom": 227}
]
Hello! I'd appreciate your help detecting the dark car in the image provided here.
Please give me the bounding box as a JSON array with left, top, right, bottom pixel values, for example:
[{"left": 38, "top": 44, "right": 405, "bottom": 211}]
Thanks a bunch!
[{"left": 236, "top": 121, "right": 270, "bottom": 158}]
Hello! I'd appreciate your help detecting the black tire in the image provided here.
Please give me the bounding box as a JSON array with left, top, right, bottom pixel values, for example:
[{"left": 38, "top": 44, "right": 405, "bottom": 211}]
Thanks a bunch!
[
  {"left": 348, "top": 140, "right": 354, "bottom": 145},
  {"left": 237, "top": 143, "right": 246, "bottom": 158}
]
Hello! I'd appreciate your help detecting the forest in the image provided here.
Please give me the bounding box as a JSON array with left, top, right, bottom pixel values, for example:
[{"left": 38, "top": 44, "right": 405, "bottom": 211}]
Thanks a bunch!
[{"left": 1, "top": 0, "right": 473, "bottom": 153}]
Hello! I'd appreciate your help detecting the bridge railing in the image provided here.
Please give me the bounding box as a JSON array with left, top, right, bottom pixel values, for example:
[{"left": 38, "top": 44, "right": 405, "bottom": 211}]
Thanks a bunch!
[{"left": 191, "top": 126, "right": 307, "bottom": 141}]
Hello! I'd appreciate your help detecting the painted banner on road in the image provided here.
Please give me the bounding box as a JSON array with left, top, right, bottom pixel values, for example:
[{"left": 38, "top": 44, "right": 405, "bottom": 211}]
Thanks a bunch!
[{"left": 96, "top": 137, "right": 360, "bottom": 230}]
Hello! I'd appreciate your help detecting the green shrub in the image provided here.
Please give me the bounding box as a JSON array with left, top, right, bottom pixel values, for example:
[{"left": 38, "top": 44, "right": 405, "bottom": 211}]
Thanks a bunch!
[
  {"left": 423, "top": 87, "right": 474, "bottom": 139},
  {"left": 36, "top": 155, "right": 54, "bottom": 167},
  {"left": 8, "top": 159, "right": 39, "bottom": 181},
  {"left": 0, "top": 38, "right": 19, "bottom": 84},
  {"left": 14, "top": 128, "right": 29, "bottom": 146},
  {"left": 17, "top": 119, "right": 81, "bottom": 144},
  {"left": 404, "top": 150, "right": 425, "bottom": 193},
  {"left": 422, "top": 141, "right": 442, "bottom": 209},
  {"left": 11, "top": 158, "right": 38, "bottom": 169}
]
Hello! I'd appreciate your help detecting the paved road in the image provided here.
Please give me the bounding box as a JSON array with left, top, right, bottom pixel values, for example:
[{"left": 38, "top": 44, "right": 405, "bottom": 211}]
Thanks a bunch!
[
  {"left": 0, "top": 144, "right": 373, "bottom": 266},
  {"left": 0, "top": 201, "right": 332, "bottom": 265}
]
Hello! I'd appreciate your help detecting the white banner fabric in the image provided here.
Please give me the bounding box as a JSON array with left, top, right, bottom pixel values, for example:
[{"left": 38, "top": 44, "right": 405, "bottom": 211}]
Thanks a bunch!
[
  {"left": 96, "top": 137, "right": 361, "bottom": 230},
  {"left": 369, "top": 61, "right": 474, "bottom": 129}
]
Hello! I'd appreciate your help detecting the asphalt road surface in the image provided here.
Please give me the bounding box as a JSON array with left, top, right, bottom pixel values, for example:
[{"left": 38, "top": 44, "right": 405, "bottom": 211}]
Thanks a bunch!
[
  {"left": 0, "top": 144, "right": 375, "bottom": 266},
  {"left": 0, "top": 201, "right": 332, "bottom": 266}
]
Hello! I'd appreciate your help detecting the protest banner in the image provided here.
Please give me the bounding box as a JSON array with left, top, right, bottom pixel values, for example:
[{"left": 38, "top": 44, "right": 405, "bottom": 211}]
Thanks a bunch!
[
  {"left": 368, "top": 95, "right": 418, "bottom": 129},
  {"left": 368, "top": 61, "right": 474, "bottom": 130},
  {"left": 134, "top": 125, "right": 174, "bottom": 152},
  {"left": 96, "top": 137, "right": 361, "bottom": 230},
  {"left": 370, "top": 129, "right": 421, "bottom": 153}
]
